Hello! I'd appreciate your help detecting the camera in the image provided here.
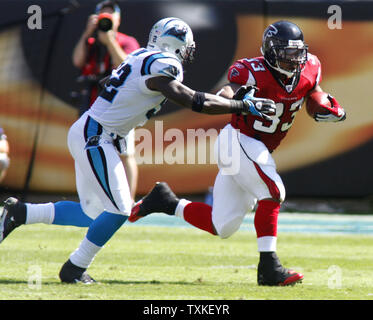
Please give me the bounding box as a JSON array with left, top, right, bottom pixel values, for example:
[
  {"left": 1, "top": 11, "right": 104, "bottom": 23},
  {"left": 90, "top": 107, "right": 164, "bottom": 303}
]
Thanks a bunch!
[{"left": 97, "top": 13, "right": 113, "bottom": 32}]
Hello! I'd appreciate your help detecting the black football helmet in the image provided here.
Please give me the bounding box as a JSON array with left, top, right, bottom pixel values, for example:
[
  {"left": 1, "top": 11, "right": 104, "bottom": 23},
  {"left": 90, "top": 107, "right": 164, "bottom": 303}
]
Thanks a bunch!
[{"left": 261, "top": 21, "right": 308, "bottom": 83}]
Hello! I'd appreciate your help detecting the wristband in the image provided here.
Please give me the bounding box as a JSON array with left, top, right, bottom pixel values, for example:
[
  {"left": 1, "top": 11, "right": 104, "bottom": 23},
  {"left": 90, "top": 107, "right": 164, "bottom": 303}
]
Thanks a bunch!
[
  {"left": 230, "top": 100, "right": 246, "bottom": 114},
  {"left": 191, "top": 91, "right": 206, "bottom": 112}
]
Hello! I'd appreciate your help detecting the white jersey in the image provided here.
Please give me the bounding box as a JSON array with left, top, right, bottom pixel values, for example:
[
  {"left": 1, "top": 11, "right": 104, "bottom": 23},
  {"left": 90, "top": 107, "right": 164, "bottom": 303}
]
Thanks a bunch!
[{"left": 87, "top": 48, "right": 184, "bottom": 137}]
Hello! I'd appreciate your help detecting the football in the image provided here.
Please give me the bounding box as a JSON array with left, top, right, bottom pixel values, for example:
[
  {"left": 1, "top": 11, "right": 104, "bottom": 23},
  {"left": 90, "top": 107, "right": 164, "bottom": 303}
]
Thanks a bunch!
[{"left": 306, "top": 91, "right": 331, "bottom": 117}]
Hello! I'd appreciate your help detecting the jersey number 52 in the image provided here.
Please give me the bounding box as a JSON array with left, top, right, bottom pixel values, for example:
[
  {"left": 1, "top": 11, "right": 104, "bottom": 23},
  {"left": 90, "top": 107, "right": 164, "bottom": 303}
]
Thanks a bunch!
[{"left": 100, "top": 63, "right": 132, "bottom": 103}]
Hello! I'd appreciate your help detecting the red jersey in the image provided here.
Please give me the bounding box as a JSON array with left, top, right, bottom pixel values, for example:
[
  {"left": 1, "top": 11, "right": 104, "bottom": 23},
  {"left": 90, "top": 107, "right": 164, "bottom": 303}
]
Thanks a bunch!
[
  {"left": 228, "top": 54, "right": 322, "bottom": 152},
  {"left": 82, "top": 32, "right": 140, "bottom": 104}
]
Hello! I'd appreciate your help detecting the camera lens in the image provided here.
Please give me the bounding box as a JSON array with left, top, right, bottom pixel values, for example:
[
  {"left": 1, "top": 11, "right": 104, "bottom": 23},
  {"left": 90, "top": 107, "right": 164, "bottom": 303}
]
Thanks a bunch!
[
  {"left": 98, "top": 17, "right": 112, "bottom": 31},
  {"left": 97, "top": 13, "right": 113, "bottom": 32}
]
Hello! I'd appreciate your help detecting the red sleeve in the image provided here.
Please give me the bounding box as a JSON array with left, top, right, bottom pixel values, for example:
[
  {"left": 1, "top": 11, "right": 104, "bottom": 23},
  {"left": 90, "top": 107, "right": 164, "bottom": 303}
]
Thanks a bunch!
[
  {"left": 81, "top": 38, "right": 96, "bottom": 75},
  {"left": 315, "top": 57, "right": 322, "bottom": 87},
  {"left": 117, "top": 33, "right": 140, "bottom": 54},
  {"left": 227, "top": 61, "right": 250, "bottom": 85},
  {"left": 307, "top": 53, "right": 322, "bottom": 89}
]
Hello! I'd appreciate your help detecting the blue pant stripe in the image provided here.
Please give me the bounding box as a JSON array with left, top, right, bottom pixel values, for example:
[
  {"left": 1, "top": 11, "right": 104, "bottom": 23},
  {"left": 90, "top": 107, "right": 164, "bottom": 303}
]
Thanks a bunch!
[
  {"left": 83, "top": 116, "right": 119, "bottom": 211},
  {"left": 86, "top": 146, "right": 120, "bottom": 211},
  {"left": 84, "top": 116, "right": 102, "bottom": 141}
]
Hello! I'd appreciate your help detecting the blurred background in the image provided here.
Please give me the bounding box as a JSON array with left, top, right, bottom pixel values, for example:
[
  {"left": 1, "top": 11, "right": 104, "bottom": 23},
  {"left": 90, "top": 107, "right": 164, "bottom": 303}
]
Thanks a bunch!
[{"left": 0, "top": 0, "right": 372, "bottom": 213}]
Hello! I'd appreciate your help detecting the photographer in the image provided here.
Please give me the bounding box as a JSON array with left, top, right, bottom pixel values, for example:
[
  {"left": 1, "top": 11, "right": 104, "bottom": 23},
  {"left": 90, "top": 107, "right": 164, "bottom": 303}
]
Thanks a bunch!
[
  {"left": 72, "top": 0, "right": 140, "bottom": 107},
  {"left": 72, "top": 0, "right": 140, "bottom": 202}
]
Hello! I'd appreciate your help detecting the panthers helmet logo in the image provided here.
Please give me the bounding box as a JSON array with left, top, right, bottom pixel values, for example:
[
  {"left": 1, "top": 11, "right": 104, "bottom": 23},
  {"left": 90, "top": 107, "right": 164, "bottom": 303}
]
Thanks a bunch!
[{"left": 163, "top": 25, "right": 187, "bottom": 42}]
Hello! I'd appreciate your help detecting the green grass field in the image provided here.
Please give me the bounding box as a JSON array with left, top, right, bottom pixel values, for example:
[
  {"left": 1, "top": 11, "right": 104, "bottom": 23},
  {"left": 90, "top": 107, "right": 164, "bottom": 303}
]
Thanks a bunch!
[{"left": 1, "top": 216, "right": 373, "bottom": 301}]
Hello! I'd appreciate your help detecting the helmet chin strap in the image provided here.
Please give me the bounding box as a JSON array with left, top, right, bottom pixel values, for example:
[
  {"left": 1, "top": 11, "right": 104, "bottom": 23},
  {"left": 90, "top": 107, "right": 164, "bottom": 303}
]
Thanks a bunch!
[
  {"left": 265, "top": 58, "right": 295, "bottom": 78},
  {"left": 272, "top": 63, "right": 295, "bottom": 78},
  {"left": 261, "top": 48, "right": 294, "bottom": 78}
]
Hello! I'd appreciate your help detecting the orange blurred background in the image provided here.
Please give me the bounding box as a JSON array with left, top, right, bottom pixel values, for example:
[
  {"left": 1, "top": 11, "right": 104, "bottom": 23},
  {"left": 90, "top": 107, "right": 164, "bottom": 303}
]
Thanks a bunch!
[{"left": 0, "top": 1, "right": 372, "bottom": 198}]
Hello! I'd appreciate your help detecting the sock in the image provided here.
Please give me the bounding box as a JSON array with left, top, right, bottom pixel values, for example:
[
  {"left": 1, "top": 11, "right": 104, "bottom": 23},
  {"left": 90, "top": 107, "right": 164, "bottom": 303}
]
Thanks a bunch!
[
  {"left": 86, "top": 211, "right": 128, "bottom": 247},
  {"left": 25, "top": 201, "right": 94, "bottom": 227},
  {"left": 254, "top": 199, "right": 280, "bottom": 252},
  {"left": 174, "top": 199, "right": 191, "bottom": 218},
  {"left": 25, "top": 203, "right": 54, "bottom": 225},
  {"left": 177, "top": 201, "right": 216, "bottom": 235},
  {"left": 53, "top": 201, "right": 93, "bottom": 227},
  {"left": 69, "top": 236, "right": 101, "bottom": 269},
  {"left": 257, "top": 236, "right": 277, "bottom": 252},
  {"left": 69, "top": 212, "right": 128, "bottom": 269}
]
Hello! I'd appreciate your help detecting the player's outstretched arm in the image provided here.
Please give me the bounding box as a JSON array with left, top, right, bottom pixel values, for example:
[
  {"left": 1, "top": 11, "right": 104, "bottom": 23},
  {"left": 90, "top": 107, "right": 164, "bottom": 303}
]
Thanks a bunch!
[
  {"left": 146, "top": 76, "right": 275, "bottom": 117},
  {"left": 146, "top": 76, "right": 239, "bottom": 114}
]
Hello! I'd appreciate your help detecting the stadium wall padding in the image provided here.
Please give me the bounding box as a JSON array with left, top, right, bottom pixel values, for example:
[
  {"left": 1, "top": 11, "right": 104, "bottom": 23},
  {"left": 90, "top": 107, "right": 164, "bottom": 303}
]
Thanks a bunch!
[{"left": 0, "top": 0, "right": 372, "bottom": 197}]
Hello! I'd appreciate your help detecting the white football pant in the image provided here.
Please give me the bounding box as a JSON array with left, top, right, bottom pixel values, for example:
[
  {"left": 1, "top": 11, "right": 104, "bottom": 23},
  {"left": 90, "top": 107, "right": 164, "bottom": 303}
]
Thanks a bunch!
[
  {"left": 67, "top": 113, "right": 133, "bottom": 219},
  {"left": 212, "top": 124, "right": 285, "bottom": 238}
]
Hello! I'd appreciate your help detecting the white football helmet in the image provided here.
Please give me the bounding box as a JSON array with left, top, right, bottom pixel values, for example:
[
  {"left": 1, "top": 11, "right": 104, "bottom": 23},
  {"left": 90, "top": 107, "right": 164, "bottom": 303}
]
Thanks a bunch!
[{"left": 147, "top": 17, "right": 196, "bottom": 64}]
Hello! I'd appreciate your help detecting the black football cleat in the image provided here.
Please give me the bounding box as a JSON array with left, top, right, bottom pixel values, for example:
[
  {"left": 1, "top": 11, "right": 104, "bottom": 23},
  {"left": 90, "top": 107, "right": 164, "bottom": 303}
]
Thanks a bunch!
[
  {"left": 257, "top": 252, "right": 304, "bottom": 286},
  {"left": 0, "top": 197, "right": 27, "bottom": 244},
  {"left": 129, "top": 182, "right": 179, "bottom": 223},
  {"left": 59, "top": 259, "right": 96, "bottom": 284}
]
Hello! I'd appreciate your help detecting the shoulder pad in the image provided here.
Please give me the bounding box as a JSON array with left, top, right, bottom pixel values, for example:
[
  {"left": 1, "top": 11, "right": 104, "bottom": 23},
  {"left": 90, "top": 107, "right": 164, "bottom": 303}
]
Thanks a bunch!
[
  {"left": 228, "top": 59, "right": 257, "bottom": 86},
  {"left": 142, "top": 52, "right": 183, "bottom": 82},
  {"left": 305, "top": 53, "right": 322, "bottom": 86}
]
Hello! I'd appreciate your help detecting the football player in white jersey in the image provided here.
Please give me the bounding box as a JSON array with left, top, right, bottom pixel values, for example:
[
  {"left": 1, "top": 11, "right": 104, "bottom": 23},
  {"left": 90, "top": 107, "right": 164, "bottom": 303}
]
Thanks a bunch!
[{"left": 0, "top": 17, "right": 275, "bottom": 283}]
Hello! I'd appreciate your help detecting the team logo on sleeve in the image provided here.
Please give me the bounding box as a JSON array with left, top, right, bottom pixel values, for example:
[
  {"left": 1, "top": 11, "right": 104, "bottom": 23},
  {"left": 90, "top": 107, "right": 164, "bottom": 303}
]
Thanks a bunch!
[
  {"left": 234, "top": 63, "right": 245, "bottom": 69},
  {"left": 229, "top": 68, "right": 240, "bottom": 79},
  {"left": 160, "top": 65, "right": 180, "bottom": 78}
]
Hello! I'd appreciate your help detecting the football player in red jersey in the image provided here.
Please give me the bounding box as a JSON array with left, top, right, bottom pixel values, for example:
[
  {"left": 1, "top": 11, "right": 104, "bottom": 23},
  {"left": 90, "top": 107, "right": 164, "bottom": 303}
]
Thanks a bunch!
[{"left": 129, "top": 21, "right": 346, "bottom": 286}]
